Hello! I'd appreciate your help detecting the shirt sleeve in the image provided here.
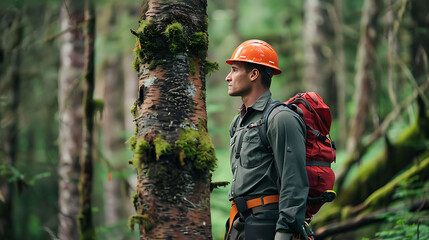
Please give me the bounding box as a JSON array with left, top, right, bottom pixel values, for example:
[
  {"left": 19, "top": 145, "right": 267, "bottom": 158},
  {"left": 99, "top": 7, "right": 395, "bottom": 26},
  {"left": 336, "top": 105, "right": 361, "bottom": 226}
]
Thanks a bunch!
[{"left": 267, "top": 107, "right": 308, "bottom": 234}]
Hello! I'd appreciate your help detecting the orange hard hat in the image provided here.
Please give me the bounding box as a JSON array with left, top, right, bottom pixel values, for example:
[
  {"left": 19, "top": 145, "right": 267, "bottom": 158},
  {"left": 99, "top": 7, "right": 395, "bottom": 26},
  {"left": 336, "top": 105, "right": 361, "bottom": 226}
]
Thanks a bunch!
[{"left": 226, "top": 39, "right": 282, "bottom": 75}]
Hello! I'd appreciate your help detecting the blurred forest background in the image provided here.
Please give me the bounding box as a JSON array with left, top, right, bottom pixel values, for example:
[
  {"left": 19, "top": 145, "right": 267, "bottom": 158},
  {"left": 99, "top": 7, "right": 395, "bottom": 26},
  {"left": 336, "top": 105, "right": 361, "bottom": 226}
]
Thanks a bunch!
[{"left": 1, "top": 0, "right": 428, "bottom": 239}]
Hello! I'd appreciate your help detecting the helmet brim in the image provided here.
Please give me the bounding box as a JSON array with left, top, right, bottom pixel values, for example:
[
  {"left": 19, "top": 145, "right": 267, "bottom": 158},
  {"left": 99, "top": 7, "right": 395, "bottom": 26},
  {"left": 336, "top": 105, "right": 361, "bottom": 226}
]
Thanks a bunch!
[{"left": 225, "top": 59, "right": 282, "bottom": 75}]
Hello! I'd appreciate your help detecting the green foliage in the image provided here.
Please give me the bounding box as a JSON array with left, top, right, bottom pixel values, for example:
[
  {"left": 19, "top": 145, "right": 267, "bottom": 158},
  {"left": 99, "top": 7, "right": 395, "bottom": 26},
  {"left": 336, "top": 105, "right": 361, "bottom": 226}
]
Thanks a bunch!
[
  {"left": 28, "top": 214, "right": 42, "bottom": 239},
  {"left": 373, "top": 177, "right": 429, "bottom": 239}
]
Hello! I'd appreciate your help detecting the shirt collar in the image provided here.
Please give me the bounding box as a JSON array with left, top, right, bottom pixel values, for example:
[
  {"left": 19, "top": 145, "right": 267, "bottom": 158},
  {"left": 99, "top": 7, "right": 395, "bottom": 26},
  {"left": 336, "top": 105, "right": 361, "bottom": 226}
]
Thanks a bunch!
[{"left": 239, "top": 91, "right": 272, "bottom": 117}]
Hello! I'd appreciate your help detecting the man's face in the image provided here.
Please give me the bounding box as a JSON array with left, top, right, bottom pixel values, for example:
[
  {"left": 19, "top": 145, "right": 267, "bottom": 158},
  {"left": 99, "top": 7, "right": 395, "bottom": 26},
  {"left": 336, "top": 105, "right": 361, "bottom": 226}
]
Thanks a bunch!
[{"left": 225, "top": 62, "right": 252, "bottom": 97}]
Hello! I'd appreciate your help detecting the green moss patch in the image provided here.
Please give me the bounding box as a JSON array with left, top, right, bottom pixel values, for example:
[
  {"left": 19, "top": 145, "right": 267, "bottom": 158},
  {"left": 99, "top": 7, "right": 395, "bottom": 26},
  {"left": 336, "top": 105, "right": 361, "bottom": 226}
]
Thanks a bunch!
[
  {"left": 190, "top": 59, "right": 196, "bottom": 75},
  {"left": 130, "top": 101, "right": 137, "bottom": 118},
  {"left": 189, "top": 32, "right": 208, "bottom": 58},
  {"left": 154, "top": 134, "right": 172, "bottom": 160},
  {"left": 204, "top": 60, "right": 219, "bottom": 76},
  {"left": 130, "top": 138, "right": 151, "bottom": 174},
  {"left": 128, "top": 214, "right": 156, "bottom": 233},
  {"left": 132, "top": 20, "right": 158, "bottom": 69},
  {"left": 175, "top": 123, "right": 217, "bottom": 172},
  {"left": 164, "top": 21, "right": 185, "bottom": 54}
]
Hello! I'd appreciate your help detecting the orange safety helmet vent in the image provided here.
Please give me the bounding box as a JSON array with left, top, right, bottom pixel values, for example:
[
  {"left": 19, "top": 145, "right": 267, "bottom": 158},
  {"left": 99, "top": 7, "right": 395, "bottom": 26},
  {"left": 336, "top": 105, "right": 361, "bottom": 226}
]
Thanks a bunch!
[{"left": 226, "top": 39, "right": 282, "bottom": 75}]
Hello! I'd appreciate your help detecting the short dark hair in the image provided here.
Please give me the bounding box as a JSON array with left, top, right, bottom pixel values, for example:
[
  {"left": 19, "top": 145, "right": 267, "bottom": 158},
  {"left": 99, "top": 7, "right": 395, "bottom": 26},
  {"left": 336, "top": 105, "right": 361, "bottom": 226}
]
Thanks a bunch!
[{"left": 243, "top": 62, "right": 273, "bottom": 88}]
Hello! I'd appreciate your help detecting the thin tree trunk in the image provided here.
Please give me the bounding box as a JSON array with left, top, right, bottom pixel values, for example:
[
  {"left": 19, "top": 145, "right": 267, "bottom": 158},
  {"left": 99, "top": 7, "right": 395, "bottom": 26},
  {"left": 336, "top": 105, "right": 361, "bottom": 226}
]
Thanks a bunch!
[
  {"left": 346, "top": 0, "right": 381, "bottom": 154},
  {"left": 333, "top": 0, "right": 347, "bottom": 146},
  {"left": 0, "top": 11, "right": 22, "bottom": 240},
  {"left": 411, "top": 0, "right": 429, "bottom": 85},
  {"left": 303, "top": 0, "right": 332, "bottom": 99},
  {"left": 129, "top": 0, "right": 215, "bottom": 239},
  {"left": 78, "top": 0, "right": 96, "bottom": 238},
  {"left": 58, "top": 1, "right": 85, "bottom": 239},
  {"left": 228, "top": 0, "right": 241, "bottom": 44},
  {"left": 103, "top": 57, "right": 129, "bottom": 228},
  {"left": 122, "top": 55, "right": 139, "bottom": 218}
]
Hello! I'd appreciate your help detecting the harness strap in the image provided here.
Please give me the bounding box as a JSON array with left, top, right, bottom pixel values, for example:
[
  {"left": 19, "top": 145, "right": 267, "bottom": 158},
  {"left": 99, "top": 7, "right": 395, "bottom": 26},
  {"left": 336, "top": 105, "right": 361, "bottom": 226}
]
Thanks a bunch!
[
  {"left": 227, "top": 195, "right": 280, "bottom": 239},
  {"left": 306, "top": 161, "right": 331, "bottom": 168}
]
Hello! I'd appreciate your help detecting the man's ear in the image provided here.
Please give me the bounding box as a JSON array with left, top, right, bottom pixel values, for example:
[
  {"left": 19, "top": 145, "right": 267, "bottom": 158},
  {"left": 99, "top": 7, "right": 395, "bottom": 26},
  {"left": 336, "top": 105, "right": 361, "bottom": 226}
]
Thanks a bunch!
[{"left": 250, "top": 68, "right": 260, "bottom": 82}]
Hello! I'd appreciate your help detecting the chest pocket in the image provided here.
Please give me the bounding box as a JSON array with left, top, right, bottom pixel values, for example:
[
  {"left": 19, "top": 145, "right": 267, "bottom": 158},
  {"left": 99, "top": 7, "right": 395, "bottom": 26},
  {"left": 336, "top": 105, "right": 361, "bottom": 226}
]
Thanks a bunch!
[{"left": 239, "top": 126, "right": 263, "bottom": 168}]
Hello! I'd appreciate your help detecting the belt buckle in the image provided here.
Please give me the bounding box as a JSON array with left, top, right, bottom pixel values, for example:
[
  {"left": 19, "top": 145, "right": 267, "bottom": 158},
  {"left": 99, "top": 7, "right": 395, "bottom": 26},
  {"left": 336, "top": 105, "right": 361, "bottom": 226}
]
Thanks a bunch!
[{"left": 234, "top": 197, "right": 248, "bottom": 214}]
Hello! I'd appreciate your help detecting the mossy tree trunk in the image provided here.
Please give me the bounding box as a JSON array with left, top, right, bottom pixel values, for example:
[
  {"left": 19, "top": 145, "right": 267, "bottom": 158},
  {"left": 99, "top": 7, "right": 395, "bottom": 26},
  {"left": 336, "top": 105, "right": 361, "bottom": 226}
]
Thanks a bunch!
[
  {"left": 58, "top": 1, "right": 85, "bottom": 239},
  {"left": 78, "top": 0, "right": 96, "bottom": 239},
  {"left": 0, "top": 10, "right": 22, "bottom": 240},
  {"left": 128, "top": 0, "right": 217, "bottom": 239}
]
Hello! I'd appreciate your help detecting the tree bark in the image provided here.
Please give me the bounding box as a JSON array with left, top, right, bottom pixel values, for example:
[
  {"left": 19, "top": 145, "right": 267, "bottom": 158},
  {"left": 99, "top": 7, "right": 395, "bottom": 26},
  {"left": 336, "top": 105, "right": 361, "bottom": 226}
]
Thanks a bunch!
[
  {"left": 78, "top": 0, "right": 96, "bottom": 238},
  {"left": 0, "top": 10, "right": 22, "bottom": 240},
  {"left": 58, "top": 1, "right": 85, "bottom": 239},
  {"left": 129, "top": 0, "right": 215, "bottom": 239}
]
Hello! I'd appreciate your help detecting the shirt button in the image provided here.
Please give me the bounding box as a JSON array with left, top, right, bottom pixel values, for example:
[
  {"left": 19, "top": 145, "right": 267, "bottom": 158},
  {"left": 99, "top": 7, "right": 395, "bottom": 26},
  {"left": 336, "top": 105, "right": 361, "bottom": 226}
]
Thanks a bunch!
[
  {"left": 232, "top": 191, "right": 234, "bottom": 195},
  {"left": 232, "top": 178, "right": 235, "bottom": 182}
]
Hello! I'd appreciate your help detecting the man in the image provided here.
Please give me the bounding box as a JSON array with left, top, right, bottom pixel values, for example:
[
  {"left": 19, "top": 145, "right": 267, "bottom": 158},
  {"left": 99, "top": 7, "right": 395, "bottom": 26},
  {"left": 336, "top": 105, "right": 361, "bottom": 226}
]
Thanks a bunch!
[{"left": 224, "top": 39, "right": 309, "bottom": 240}]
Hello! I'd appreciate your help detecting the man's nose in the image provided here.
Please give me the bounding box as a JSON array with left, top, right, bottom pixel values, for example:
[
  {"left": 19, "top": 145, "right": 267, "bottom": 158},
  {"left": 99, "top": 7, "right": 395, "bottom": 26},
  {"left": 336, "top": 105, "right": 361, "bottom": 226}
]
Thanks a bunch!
[{"left": 225, "top": 72, "right": 231, "bottom": 82}]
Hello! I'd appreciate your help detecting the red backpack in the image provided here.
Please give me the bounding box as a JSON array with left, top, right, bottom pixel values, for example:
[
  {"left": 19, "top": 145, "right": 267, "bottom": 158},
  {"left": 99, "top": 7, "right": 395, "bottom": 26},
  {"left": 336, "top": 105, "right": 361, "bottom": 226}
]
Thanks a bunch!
[{"left": 262, "top": 92, "right": 336, "bottom": 220}]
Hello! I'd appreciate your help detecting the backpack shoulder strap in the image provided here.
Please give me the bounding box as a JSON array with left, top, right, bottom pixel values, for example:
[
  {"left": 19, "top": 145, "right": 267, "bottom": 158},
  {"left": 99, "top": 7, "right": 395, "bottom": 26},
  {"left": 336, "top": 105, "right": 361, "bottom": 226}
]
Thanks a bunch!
[
  {"left": 258, "top": 102, "right": 303, "bottom": 149},
  {"left": 258, "top": 102, "right": 286, "bottom": 149}
]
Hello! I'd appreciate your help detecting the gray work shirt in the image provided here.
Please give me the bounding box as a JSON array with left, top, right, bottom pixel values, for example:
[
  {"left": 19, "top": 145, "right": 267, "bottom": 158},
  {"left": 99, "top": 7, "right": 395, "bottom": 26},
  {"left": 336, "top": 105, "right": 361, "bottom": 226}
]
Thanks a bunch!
[{"left": 228, "top": 91, "right": 309, "bottom": 233}]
